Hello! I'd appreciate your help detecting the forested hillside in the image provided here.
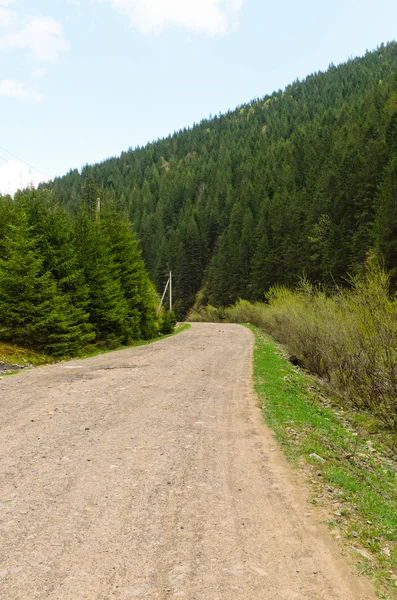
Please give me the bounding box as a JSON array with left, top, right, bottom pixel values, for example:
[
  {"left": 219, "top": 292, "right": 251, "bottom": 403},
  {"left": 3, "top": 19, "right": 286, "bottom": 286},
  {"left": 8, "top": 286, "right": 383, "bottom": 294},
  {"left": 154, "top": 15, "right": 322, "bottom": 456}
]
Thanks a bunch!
[{"left": 44, "top": 42, "right": 397, "bottom": 316}]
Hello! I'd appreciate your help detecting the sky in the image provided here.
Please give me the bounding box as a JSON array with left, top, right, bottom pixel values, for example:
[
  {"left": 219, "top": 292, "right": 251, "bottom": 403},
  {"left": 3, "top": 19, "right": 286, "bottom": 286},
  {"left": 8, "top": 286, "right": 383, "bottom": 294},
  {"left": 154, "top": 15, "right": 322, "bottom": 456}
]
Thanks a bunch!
[{"left": 0, "top": 0, "right": 396, "bottom": 195}]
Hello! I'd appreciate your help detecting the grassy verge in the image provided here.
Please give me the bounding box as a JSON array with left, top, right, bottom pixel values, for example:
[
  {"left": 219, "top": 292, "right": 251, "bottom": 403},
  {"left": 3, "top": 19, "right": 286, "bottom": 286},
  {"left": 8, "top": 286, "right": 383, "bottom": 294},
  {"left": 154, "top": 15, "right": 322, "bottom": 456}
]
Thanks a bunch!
[
  {"left": 0, "top": 370, "right": 23, "bottom": 377},
  {"left": 0, "top": 324, "right": 191, "bottom": 372},
  {"left": 0, "top": 342, "right": 55, "bottom": 369},
  {"left": 249, "top": 324, "right": 397, "bottom": 599}
]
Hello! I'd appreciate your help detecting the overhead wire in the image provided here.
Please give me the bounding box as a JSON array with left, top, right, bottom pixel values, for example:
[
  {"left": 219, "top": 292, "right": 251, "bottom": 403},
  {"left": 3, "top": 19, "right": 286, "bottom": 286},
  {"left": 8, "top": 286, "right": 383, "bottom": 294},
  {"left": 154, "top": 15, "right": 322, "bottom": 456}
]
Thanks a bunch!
[{"left": 0, "top": 144, "right": 47, "bottom": 177}]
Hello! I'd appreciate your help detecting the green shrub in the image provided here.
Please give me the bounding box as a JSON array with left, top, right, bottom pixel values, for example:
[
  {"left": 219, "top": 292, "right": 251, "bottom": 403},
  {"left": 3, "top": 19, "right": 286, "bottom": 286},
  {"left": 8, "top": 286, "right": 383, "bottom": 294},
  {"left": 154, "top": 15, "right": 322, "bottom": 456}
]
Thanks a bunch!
[
  {"left": 196, "top": 262, "right": 397, "bottom": 431},
  {"left": 187, "top": 304, "right": 225, "bottom": 322},
  {"left": 158, "top": 310, "right": 176, "bottom": 335}
]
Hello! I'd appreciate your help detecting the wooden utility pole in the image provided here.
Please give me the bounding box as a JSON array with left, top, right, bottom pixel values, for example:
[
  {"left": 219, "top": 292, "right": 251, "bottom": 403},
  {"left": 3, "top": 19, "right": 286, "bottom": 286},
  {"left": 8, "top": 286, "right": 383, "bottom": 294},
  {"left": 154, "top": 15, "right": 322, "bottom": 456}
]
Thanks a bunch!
[
  {"left": 169, "top": 271, "right": 172, "bottom": 312},
  {"left": 157, "top": 271, "right": 172, "bottom": 315}
]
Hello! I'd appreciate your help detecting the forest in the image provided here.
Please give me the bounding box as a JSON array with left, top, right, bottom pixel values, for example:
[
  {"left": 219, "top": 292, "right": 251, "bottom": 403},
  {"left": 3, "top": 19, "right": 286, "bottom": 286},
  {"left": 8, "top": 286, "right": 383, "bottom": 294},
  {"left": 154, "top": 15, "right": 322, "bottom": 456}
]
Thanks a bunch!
[
  {"left": 41, "top": 41, "right": 397, "bottom": 318},
  {"left": 0, "top": 190, "right": 160, "bottom": 355},
  {"left": 1, "top": 42, "right": 397, "bottom": 354}
]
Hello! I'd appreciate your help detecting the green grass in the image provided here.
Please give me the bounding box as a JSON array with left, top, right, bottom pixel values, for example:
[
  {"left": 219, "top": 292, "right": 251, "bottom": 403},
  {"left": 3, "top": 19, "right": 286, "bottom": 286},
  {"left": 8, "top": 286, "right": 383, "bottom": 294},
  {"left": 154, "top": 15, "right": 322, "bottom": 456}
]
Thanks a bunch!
[
  {"left": 0, "top": 370, "right": 21, "bottom": 377},
  {"left": 249, "top": 324, "right": 397, "bottom": 599},
  {"left": 0, "top": 342, "right": 55, "bottom": 368},
  {"left": 173, "top": 323, "right": 191, "bottom": 335}
]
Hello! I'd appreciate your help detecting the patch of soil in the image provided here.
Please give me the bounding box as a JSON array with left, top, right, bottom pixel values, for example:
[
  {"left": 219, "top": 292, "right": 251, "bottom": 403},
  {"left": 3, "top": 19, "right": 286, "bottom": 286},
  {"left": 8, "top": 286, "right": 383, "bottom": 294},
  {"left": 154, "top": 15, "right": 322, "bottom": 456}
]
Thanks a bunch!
[{"left": 0, "top": 361, "right": 32, "bottom": 373}]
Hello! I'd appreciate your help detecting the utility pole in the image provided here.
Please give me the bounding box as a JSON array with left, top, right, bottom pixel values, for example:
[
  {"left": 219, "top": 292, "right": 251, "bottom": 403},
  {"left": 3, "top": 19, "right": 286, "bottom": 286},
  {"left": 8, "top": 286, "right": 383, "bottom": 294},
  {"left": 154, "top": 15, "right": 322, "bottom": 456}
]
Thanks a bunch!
[
  {"left": 157, "top": 275, "right": 170, "bottom": 316},
  {"left": 157, "top": 271, "right": 173, "bottom": 315},
  {"left": 169, "top": 271, "right": 172, "bottom": 312}
]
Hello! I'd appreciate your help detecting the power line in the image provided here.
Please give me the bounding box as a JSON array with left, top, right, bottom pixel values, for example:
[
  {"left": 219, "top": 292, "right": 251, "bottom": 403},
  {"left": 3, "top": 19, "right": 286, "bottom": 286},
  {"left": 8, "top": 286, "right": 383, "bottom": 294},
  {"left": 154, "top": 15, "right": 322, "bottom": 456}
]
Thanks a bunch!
[{"left": 0, "top": 144, "right": 47, "bottom": 178}]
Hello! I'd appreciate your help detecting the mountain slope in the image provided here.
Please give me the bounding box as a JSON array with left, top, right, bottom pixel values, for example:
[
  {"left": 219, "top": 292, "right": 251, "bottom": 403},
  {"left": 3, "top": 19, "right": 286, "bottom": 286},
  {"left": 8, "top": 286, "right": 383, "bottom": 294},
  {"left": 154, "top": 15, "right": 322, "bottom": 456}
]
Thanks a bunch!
[{"left": 46, "top": 41, "right": 397, "bottom": 315}]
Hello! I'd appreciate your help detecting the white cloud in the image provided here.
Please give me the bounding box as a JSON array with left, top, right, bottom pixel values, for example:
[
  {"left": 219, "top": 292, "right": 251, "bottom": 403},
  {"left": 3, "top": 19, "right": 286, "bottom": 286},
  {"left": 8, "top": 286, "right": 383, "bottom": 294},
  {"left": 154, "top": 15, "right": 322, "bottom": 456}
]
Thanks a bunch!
[
  {"left": 101, "top": 0, "right": 245, "bottom": 36},
  {"left": 0, "top": 79, "right": 43, "bottom": 102},
  {"left": 0, "top": 160, "right": 48, "bottom": 197},
  {"left": 0, "top": 8, "right": 17, "bottom": 28},
  {"left": 0, "top": 15, "right": 69, "bottom": 62},
  {"left": 0, "top": 5, "right": 68, "bottom": 103}
]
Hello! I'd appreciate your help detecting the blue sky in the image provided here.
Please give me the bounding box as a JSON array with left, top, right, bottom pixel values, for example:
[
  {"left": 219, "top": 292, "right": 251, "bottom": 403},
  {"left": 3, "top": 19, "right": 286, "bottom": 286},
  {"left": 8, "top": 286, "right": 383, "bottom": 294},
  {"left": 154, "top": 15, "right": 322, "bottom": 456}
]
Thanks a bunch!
[{"left": 0, "top": 0, "right": 396, "bottom": 193}]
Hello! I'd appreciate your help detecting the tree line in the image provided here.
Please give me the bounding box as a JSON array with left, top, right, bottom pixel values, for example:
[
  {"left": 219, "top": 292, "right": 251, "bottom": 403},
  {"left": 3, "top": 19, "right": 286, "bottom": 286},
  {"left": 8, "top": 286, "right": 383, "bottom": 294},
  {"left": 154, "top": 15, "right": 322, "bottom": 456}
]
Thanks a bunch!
[{"left": 0, "top": 189, "right": 158, "bottom": 355}]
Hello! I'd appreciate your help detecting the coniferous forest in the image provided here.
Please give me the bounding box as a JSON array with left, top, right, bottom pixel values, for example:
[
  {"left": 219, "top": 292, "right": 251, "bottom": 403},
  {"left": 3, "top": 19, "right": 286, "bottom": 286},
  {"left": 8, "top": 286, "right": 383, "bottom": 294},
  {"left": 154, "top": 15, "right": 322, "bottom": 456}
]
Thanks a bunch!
[
  {"left": 2, "top": 42, "right": 397, "bottom": 352},
  {"left": 0, "top": 190, "right": 158, "bottom": 354}
]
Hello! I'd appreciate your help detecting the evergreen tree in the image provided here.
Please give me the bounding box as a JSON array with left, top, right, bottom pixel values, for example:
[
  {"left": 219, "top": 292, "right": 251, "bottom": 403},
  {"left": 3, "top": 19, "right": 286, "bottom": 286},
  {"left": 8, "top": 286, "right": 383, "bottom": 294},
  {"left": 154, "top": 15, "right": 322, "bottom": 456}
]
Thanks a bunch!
[
  {"left": 101, "top": 200, "right": 158, "bottom": 339},
  {"left": 158, "top": 310, "right": 176, "bottom": 335},
  {"left": 0, "top": 212, "right": 91, "bottom": 355},
  {"left": 16, "top": 189, "right": 94, "bottom": 343},
  {"left": 74, "top": 208, "right": 131, "bottom": 345}
]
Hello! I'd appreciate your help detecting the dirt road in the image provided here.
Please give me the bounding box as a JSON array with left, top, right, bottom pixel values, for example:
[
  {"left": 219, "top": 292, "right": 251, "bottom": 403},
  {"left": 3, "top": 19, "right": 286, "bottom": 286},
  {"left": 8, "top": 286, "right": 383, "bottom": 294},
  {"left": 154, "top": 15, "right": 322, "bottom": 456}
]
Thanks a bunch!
[{"left": 0, "top": 324, "right": 374, "bottom": 599}]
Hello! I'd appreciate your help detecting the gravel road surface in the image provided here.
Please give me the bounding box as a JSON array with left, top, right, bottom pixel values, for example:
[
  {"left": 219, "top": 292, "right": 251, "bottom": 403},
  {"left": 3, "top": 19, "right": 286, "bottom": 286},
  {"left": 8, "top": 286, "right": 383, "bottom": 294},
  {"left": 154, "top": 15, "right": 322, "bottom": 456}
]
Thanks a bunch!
[{"left": 0, "top": 323, "right": 374, "bottom": 599}]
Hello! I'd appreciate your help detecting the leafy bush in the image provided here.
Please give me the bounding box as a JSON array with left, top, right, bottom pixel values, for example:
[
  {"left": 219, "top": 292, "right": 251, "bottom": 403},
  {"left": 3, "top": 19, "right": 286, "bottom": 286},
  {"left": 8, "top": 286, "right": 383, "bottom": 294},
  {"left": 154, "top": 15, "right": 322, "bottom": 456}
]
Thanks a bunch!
[
  {"left": 256, "top": 264, "right": 397, "bottom": 431},
  {"left": 192, "top": 263, "right": 397, "bottom": 431},
  {"left": 187, "top": 305, "right": 225, "bottom": 322}
]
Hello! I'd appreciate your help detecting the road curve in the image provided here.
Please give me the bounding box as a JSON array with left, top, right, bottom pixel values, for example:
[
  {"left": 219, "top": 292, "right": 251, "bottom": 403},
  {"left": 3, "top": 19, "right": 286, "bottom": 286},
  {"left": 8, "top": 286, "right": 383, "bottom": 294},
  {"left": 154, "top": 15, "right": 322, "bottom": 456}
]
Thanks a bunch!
[{"left": 0, "top": 323, "right": 374, "bottom": 599}]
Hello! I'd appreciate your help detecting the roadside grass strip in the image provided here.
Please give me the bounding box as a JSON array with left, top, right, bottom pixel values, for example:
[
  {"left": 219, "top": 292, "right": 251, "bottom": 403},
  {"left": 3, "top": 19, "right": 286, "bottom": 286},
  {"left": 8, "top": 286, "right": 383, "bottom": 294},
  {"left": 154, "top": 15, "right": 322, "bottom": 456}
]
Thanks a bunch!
[
  {"left": 0, "top": 342, "right": 55, "bottom": 375},
  {"left": 249, "top": 325, "right": 397, "bottom": 599},
  {"left": 0, "top": 342, "right": 54, "bottom": 368}
]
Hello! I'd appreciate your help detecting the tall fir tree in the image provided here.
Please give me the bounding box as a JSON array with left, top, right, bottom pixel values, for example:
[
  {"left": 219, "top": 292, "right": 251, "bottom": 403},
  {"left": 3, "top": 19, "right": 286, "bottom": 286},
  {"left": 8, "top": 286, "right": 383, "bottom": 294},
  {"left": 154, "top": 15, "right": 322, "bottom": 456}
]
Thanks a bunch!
[
  {"left": 73, "top": 206, "right": 131, "bottom": 345},
  {"left": 0, "top": 211, "right": 92, "bottom": 355}
]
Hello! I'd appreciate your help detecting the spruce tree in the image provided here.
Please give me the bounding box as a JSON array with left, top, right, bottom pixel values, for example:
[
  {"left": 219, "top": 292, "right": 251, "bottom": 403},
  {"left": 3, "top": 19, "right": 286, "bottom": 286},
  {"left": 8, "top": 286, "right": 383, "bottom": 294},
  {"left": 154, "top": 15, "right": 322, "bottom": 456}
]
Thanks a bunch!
[
  {"left": 0, "top": 212, "right": 90, "bottom": 355},
  {"left": 101, "top": 200, "right": 158, "bottom": 340},
  {"left": 74, "top": 208, "right": 131, "bottom": 345},
  {"left": 16, "top": 189, "right": 94, "bottom": 347}
]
